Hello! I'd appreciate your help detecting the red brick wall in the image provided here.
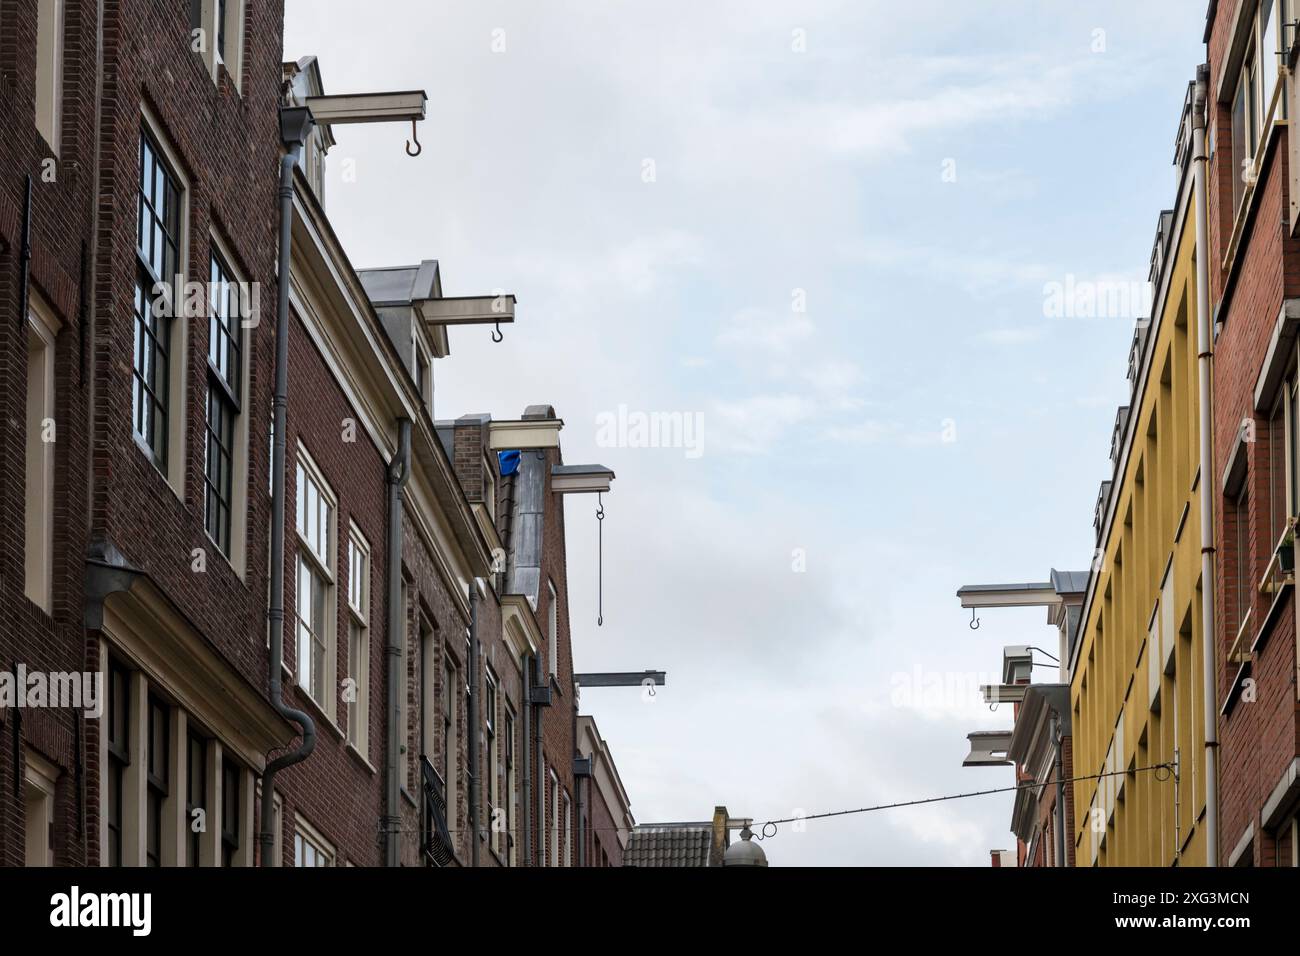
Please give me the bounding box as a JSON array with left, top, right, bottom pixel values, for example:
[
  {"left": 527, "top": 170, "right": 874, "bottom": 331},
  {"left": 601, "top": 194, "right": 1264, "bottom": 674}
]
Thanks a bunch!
[
  {"left": 1207, "top": 6, "right": 1300, "bottom": 866},
  {"left": 585, "top": 773, "right": 622, "bottom": 867},
  {"left": 273, "top": 307, "right": 390, "bottom": 866}
]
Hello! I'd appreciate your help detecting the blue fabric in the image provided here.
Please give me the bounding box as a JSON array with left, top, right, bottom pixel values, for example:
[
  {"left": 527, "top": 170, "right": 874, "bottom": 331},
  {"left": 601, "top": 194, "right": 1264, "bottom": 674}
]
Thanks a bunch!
[{"left": 498, "top": 449, "right": 521, "bottom": 476}]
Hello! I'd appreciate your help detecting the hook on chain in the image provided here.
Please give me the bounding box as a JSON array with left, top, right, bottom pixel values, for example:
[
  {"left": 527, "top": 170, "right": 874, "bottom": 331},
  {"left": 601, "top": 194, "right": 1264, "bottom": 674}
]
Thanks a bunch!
[
  {"left": 405, "top": 120, "right": 422, "bottom": 157},
  {"left": 491, "top": 321, "right": 503, "bottom": 343},
  {"left": 969, "top": 607, "right": 980, "bottom": 630}
]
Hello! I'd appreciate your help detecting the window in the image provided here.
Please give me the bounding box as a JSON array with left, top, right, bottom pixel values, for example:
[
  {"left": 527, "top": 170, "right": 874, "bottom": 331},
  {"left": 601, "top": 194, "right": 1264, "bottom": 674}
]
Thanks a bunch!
[
  {"left": 504, "top": 706, "right": 516, "bottom": 865},
  {"left": 35, "top": 0, "right": 64, "bottom": 153},
  {"left": 186, "top": 731, "right": 206, "bottom": 866},
  {"left": 205, "top": 252, "right": 243, "bottom": 556},
  {"left": 293, "top": 819, "right": 334, "bottom": 867},
  {"left": 1291, "top": 378, "right": 1300, "bottom": 517},
  {"left": 1231, "top": 1, "right": 1290, "bottom": 215},
  {"left": 1233, "top": 483, "right": 1252, "bottom": 637},
  {"left": 146, "top": 696, "right": 169, "bottom": 867},
  {"left": 417, "top": 610, "right": 432, "bottom": 783},
  {"left": 190, "top": 0, "right": 244, "bottom": 89},
  {"left": 1270, "top": 390, "right": 1290, "bottom": 553},
  {"left": 547, "top": 580, "right": 558, "bottom": 677},
  {"left": 443, "top": 656, "right": 458, "bottom": 837},
  {"left": 563, "top": 791, "right": 572, "bottom": 867},
  {"left": 485, "top": 669, "right": 499, "bottom": 853},
  {"left": 221, "top": 759, "right": 240, "bottom": 866},
  {"left": 25, "top": 298, "right": 58, "bottom": 612},
  {"left": 548, "top": 769, "right": 560, "bottom": 867},
  {"left": 134, "top": 128, "right": 183, "bottom": 473},
  {"left": 346, "top": 531, "right": 370, "bottom": 756},
  {"left": 295, "top": 451, "right": 336, "bottom": 714},
  {"left": 24, "top": 749, "right": 58, "bottom": 867},
  {"left": 1232, "top": 45, "right": 1259, "bottom": 215},
  {"left": 106, "top": 661, "right": 130, "bottom": 867}
]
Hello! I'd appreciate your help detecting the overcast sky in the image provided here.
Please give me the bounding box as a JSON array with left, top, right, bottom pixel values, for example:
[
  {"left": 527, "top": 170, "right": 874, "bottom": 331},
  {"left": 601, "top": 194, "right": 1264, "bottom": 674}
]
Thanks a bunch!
[{"left": 285, "top": 0, "right": 1205, "bottom": 865}]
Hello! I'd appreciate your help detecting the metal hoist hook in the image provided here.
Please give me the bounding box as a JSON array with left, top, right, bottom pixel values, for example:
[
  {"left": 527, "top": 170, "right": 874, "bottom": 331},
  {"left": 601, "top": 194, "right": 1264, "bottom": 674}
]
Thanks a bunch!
[
  {"left": 969, "top": 607, "right": 980, "bottom": 630},
  {"left": 596, "top": 493, "right": 605, "bottom": 627},
  {"left": 491, "top": 321, "right": 503, "bottom": 343},
  {"left": 405, "top": 120, "right": 422, "bottom": 157}
]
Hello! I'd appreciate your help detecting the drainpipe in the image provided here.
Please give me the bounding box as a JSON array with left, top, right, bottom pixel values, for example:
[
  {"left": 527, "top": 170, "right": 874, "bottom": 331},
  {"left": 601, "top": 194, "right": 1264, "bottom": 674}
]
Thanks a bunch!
[
  {"left": 534, "top": 655, "right": 546, "bottom": 866},
  {"left": 468, "top": 579, "right": 481, "bottom": 866},
  {"left": 572, "top": 693, "right": 583, "bottom": 867},
  {"left": 259, "top": 107, "right": 319, "bottom": 866},
  {"left": 1052, "top": 712, "right": 1066, "bottom": 867},
  {"left": 1193, "top": 64, "right": 1220, "bottom": 867},
  {"left": 384, "top": 418, "right": 412, "bottom": 865},
  {"left": 80, "top": 0, "right": 106, "bottom": 865},
  {"left": 521, "top": 653, "right": 532, "bottom": 866}
]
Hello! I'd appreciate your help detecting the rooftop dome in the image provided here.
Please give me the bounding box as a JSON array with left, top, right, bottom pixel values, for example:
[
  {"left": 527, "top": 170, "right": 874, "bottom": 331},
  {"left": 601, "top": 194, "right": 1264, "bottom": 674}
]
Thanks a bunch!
[{"left": 723, "top": 827, "right": 768, "bottom": 867}]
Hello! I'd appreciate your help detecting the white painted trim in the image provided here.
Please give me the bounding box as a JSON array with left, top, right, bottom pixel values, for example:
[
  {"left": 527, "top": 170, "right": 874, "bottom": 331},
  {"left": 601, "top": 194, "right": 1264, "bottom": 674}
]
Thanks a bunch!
[
  {"left": 138, "top": 103, "right": 191, "bottom": 499},
  {"left": 206, "top": 229, "right": 251, "bottom": 578},
  {"left": 34, "top": 0, "right": 63, "bottom": 154},
  {"left": 24, "top": 296, "right": 58, "bottom": 612},
  {"left": 23, "top": 747, "right": 58, "bottom": 866},
  {"left": 101, "top": 585, "right": 294, "bottom": 771},
  {"left": 489, "top": 419, "right": 564, "bottom": 450},
  {"left": 294, "top": 442, "right": 338, "bottom": 722}
]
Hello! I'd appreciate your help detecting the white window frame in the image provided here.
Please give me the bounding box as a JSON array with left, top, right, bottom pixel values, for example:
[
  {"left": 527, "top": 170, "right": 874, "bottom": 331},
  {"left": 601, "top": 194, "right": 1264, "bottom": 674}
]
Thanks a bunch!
[
  {"left": 563, "top": 790, "right": 572, "bottom": 867},
  {"left": 442, "top": 647, "right": 459, "bottom": 838},
  {"left": 135, "top": 108, "right": 190, "bottom": 496},
  {"left": 1231, "top": 0, "right": 1289, "bottom": 218},
  {"left": 192, "top": 0, "right": 245, "bottom": 92},
  {"left": 24, "top": 748, "right": 58, "bottom": 867},
  {"left": 548, "top": 768, "right": 560, "bottom": 867},
  {"left": 484, "top": 667, "right": 499, "bottom": 854},
  {"left": 25, "top": 294, "right": 60, "bottom": 613},
  {"left": 35, "top": 0, "right": 64, "bottom": 154},
  {"left": 293, "top": 815, "right": 335, "bottom": 867},
  {"left": 504, "top": 703, "right": 517, "bottom": 865},
  {"left": 346, "top": 527, "right": 371, "bottom": 759},
  {"left": 204, "top": 231, "right": 251, "bottom": 573},
  {"left": 294, "top": 446, "right": 337, "bottom": 720}
]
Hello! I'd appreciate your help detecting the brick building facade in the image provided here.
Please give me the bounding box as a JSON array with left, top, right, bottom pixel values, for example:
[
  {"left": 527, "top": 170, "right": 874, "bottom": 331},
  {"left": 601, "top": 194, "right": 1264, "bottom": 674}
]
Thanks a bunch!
[
  {"left": 0, "top": 0, "right": 631, "bottom": 868},
  {"left": 1204, "top": 0, "right": 1300, "bottom": 868}
]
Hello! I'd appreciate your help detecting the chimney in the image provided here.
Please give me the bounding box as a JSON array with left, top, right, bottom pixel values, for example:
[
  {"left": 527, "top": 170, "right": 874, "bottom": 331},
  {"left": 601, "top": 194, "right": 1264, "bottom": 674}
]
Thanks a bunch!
[{"left": 709, "top": 806, "right": 731, "bottom": 867}]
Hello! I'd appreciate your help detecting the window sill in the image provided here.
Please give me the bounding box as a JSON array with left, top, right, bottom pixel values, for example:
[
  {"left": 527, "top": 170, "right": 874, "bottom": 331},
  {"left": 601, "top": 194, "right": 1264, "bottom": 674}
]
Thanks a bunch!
[
  {"left": 134, "top": 433, "right": 184, "bottom": 503},
  {"left": 345, "top": 741, "right": 376, "bottom": 775},
  {"left": 203, "top": 530, "right": 247, "bottom": 582},
  {"left": 295, "top": 686, "right": 342, "bottom": 741},
  {"left": 1226, "top": 607, "right": 1254, "bottom": 665}
]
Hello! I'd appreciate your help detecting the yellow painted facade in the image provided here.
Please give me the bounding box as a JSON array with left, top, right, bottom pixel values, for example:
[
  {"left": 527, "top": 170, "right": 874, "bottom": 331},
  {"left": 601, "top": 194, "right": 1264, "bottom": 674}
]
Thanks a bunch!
[{"left": 1070, "top": 138, "right": 1208, "bottom": 866}]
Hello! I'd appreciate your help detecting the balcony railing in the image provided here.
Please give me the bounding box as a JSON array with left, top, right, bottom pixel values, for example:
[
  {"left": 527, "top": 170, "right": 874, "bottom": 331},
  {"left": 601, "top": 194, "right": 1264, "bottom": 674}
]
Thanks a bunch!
[{"left": 420, "top": 754, "right": 454, "bottom": 867}]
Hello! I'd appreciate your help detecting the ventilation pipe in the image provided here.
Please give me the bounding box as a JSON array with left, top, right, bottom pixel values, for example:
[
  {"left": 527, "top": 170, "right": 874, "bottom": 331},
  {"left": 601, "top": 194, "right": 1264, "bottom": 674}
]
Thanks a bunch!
[
  {"left": 384, "top": 418, "right": 412, "bottom": 865},
  {"left": 1193, "top": 64, "right": 1220, "bottom": 867},
  {"left": 260, "top": 106, "right": 319, "bottom": 865}
]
